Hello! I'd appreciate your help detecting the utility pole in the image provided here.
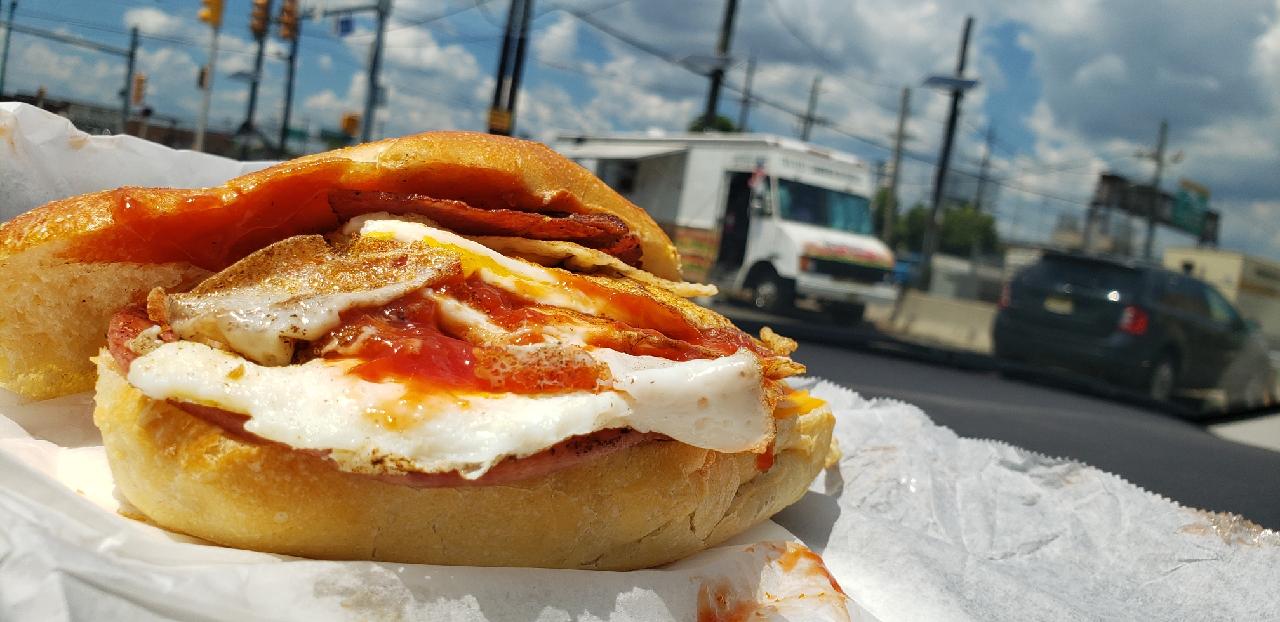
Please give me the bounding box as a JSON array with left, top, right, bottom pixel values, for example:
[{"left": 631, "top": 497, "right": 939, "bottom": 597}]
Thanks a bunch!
[
  {"left": 1008, "top": 170, "right": 1023, "bottom": 241},
  {"left": 194, "top": 0, "right": 224, "bottom": 152},
  {"left": 973, "top": 125, "right": 994, "bottom": 211},
  {"left": 117, "top": 27, "right": 138, "bottom": 135},
  {"left": 873, "top": 160, "right": 886, "bottom": 189},
  {"left": 487, "top": 0, "right": 533, "bottom": 135},
  {"left": 799, "top": 75, "right": 822, "bottom": 141},
  {"left": 488, "top": 0, "right": 519, "bottom": 134},
  {"left": 507, "top": 0, "right": 532, "bottom": 133},
  {"left": 700, "top": 0, "right": 738, "bottom": 131},
  {"left": 883, "top": 86, "right": 910, "bottom": 246},
  {"left": 239, "top": 0, "right": 273, "bottom": 159},
  {"left": 736, "top": 55, "right": 755, "bottom": 132},
  {"left": 360, "top": 0, "right": 390, "bottom": 142},
  {"left": 119, "top": 27, "right": 138, "bottom": 135},
  {"left": 968, "top": 124, "right": 995, "bottom": 275},
  {"left": 1142, "top": 119, "right": 1168, "bottom": 259},
  {"left": 277, "top": 0, "right": 300, "bottom": 157},
  {"left": 0, "top": 0, "right": 15, "bottom": 97},
  {"left": 918, "top": 15, "right": 975, "bottom": 291}
]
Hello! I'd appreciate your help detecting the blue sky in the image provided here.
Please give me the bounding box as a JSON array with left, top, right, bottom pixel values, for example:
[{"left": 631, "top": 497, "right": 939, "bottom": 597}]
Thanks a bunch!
[{"left": 6, "top": 0, "right": 1280, "bottom": 260}]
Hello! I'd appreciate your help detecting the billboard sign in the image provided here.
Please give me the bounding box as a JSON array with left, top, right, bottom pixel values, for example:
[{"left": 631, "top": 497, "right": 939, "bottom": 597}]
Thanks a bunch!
[
  {"left": 1090, "top": 173, "right": 1218, "bottom": 244},
  {"left": 1171, "top": 178, "right": 1210, "bottom": 237}
]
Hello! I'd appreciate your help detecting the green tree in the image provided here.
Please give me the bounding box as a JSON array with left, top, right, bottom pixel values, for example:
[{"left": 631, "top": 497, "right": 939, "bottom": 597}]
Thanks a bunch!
[
  {"left": 687, "top": 114, "right": 738, "bottom": 132},
  {"left": 893, "top": 203, "right": 998, "bottom": 255},
  {"left": 893, "top": 203, "right": 925, "bottom": 253},
  {"left": 938, "top": 205, "right": 998, "bottom": 255}
]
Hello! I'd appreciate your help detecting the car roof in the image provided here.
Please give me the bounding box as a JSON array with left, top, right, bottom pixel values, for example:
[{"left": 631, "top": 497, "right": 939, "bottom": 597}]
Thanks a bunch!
[{"left": 1040, "top": 249, "right": 1171, "bottom": 275}]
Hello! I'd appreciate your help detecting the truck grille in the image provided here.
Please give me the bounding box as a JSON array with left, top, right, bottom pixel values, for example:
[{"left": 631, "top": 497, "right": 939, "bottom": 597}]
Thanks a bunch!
[{"left": 807, "top": 257, "right": 889, "bottom": 283}]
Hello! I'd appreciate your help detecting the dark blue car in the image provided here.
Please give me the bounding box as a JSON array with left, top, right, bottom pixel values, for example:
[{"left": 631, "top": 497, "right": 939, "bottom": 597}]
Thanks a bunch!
[{"left": 993, "top": 251, "right": 1273, "bottom": 412}]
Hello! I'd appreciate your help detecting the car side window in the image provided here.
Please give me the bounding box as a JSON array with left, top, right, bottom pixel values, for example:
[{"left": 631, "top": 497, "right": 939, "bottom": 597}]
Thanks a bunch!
[
  {"left": 1157, "top": 275, "right": 1209, "bottom": 318},
  {"left": 1181, "top": 279, "right": 1212, "bottom": 320},
  {"left": 1202, "top": 285, "right": 1242, "bottom": 328}
]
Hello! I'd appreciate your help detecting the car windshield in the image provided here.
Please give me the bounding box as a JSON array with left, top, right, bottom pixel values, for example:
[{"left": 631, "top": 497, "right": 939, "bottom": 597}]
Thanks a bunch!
[{"left": 777, "top": 179, "right": 874, "bottom": 235}]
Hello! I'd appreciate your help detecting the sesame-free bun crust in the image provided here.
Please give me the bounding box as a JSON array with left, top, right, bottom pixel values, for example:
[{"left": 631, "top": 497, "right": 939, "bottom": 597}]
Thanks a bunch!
[
  {"left": 93, "top": 354, "right": 835, "bottom": 570},
  {"left": 0, "top": 132, "right": 682, "bottom": 400}
]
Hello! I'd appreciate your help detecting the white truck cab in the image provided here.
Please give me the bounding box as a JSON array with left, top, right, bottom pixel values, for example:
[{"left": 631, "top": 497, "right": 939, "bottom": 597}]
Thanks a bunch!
[{"left": 553, "top": 133, "right": 897, "bottom": 322}]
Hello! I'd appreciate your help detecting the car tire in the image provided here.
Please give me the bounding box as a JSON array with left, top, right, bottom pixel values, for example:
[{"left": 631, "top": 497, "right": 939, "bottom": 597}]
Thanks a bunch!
[
  {"left": 1231, "top": 368, "right": 1273, "bottom": 410},
  {"left": 750, "top": 268, "right": 794, "bottom": 314},
  {"left": 1147, "top": 355, "right": 1178, "bottom": 403},
  {"left": 827, "top": 302, "right": 865, "bottom": 325}
]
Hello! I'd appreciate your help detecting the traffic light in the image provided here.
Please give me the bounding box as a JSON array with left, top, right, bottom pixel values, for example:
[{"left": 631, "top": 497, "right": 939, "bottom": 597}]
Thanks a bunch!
[
  {"left": 340, "top": 113, "right": 360, "bottom": 137},
  {"left": 250, "top": 0, "right": 271, "bottom": 39},
  {"left": 131, "top": 73, "right": 147, "bottom": 105},
  {"left": 278, "top": 0, "right": 299, "bottom": 41},
  {"left": 197, "top": 0, "right": 223, "bottom": 28}
]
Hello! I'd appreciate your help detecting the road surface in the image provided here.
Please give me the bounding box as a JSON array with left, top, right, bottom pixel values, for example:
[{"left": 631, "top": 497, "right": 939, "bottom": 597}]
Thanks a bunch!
[
  {"left": 792, "top": 338, "right": 1280, "bottom": 529},
  {"left": 711, "top": 301, "right": 1280, "bottom": 528}
]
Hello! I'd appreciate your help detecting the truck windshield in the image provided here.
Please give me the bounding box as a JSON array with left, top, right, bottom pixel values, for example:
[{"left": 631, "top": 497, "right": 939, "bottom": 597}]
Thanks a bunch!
[{"left": 776, "top": 179, "right": 873, "bottom": 235}]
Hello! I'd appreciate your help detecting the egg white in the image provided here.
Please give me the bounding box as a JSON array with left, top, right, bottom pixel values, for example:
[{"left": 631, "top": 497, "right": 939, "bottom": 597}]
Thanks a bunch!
[{"left": 127, "top": 340, "right": 770, "bottom": 479}]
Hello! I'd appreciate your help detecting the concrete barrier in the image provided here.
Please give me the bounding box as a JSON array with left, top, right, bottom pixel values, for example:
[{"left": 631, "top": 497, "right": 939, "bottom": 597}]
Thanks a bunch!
[{"left": 876, "top": 292, "right": 997, "bottom": 354}]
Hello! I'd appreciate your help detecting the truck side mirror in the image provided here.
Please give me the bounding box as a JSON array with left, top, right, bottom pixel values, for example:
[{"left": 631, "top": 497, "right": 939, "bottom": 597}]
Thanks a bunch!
[{"left": 750, "top": 198, "right": 772, "bottom": 217}]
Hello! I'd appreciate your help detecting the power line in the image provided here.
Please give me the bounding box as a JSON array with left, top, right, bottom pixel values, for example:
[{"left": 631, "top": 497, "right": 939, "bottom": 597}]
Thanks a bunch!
[
  {"left": 380, "top": 0, "right": 497, "bottom": 35},
  {"left": 566, "top": 8, "right": 701, "bottom": 74},
  {"left": 15, "top": 9, "right": 262, "bottom": 56},
  {"left": 563, "top": 8, "right": 918, "bottom": 154},
  {"left": 758, "top": 0, "right": 955, "bottom": 127},
  {"left": 284, "top": 0, "right": 1107, "bottom": 206},
  {"left": 474, "top": 0, "right": 507, "bottom": 28},
  {"left": 531, "top": 55, "right": 698, "bottom": 99},
  {"left": 763, "top": 0, "right": 896, "bottom": 90},
  {"left": 306, "top": 45, "right": 487, "bottom": 120}
]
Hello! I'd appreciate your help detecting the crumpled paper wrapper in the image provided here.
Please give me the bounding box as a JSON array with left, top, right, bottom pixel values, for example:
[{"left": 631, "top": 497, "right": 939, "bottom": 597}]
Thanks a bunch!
[
  {"left": 786, "top": 381, "right": 1280, "bottom": 621},
  {"left": 0, "top": 102, "right": 269, "bottom": 222},
  {"left": 2, "top": 103, "right": 1278, "bottom": 620}
]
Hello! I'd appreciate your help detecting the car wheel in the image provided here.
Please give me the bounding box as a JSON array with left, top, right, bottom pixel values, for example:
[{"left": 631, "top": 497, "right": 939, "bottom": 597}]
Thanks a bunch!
[
  {"left": 827, "top": 302, "right": 865, "bottom": 325},
  {"left": 1147, "top": 356, "right": 1177, "bottom": 403},
  {"left": 750, "top": 269, "right": 793, "bottom": 314},
  {"left": 1232, "top": 369, "right": 1272, "bottom": 410}
]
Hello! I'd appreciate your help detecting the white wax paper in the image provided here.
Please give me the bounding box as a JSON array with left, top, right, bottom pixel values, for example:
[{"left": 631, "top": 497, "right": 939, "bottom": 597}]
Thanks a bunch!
[
  {"left": 0, "top": 102, "right": 270, "bottom": 223},
  {"left": 2, "top": 103, "right": 1278, "bottom": 621}
]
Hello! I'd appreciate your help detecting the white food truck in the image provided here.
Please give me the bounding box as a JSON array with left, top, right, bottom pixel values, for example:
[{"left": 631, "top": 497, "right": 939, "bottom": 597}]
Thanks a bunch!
[{"left": 553, "top": 133, "right": 897, "bottom": 321}]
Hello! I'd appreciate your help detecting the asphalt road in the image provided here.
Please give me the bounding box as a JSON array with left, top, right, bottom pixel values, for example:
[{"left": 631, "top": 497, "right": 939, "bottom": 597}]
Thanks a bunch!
[
  {"left": 792, "top": 339, "right": 1280, "bottom": 529},
  {"left": 710, "top": 302, "right": 1280, "bottom": 529}
]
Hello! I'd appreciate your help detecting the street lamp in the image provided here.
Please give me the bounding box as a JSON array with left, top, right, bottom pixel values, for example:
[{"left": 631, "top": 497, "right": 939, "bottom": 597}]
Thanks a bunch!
[{"left": 916, "top": 16, "right": 979, "bottom": 292}]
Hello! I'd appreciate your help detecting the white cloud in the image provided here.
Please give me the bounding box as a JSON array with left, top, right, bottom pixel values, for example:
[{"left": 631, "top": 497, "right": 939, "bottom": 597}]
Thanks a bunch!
[
  {"left": 380, "top": 26, "right": 481, "bottom": 83},
  {"left": 123, "top": 7, "right": 186, "bottom": 35},
  {"left": 534, "top": 13, "right": 578, "bottom": 65},
  {"left": 1072, "top": 54, "right": 1127, "bottom": 88}
]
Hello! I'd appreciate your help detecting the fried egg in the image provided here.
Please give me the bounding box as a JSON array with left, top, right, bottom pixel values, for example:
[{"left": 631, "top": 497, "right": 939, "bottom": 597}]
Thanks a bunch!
[
  {"left": 127, "top": 341, "right": 769, "bottom": 479},
  {"left": 125, "top": 218, "right": 776, "bottom": 479}
]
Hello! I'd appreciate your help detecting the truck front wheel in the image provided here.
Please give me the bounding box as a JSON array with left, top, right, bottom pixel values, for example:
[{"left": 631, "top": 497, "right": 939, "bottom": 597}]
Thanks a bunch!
[{"left": 749, "top": 268, "right": 794, "bottom": 314}]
